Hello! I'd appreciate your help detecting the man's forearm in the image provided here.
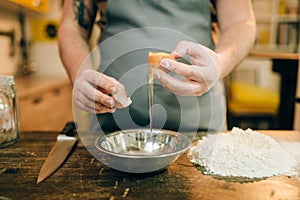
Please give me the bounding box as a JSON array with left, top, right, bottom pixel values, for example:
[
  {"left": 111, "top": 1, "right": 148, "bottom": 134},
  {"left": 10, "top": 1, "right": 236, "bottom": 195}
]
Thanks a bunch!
[
  {"left": 58, "top": 25, "right": 92, "bottom": 85},
  {"left": 58, "top": 0, "right": 97, "bottom": 85},
  {"left": 215, "top": 19, "right": 256, "bottom": 78}
]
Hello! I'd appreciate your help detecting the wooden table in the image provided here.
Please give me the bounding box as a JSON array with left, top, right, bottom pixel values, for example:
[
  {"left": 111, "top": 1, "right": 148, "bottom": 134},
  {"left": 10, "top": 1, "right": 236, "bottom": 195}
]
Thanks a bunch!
[
  {"left": 249, "top": 51, "right": 299, "bottom": 130},
  {"left": 0, "top": 131, "right": 300, "bottom": 200}
]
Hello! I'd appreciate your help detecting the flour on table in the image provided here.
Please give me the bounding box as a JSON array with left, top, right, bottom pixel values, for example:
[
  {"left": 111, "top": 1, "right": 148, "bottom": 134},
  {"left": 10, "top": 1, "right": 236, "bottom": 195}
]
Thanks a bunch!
[{"left": 188, "top": 127, "right": 298, "bottom": 178}]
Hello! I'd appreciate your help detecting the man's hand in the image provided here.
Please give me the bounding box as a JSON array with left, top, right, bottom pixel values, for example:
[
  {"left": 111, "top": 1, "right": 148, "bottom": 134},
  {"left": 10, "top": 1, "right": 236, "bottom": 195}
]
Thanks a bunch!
[
  {"left": 73, "top": 69, "right": 130, "bottom": 113},
  {"left": 154, "top": 40, "right": 221, "bottom": 96}
]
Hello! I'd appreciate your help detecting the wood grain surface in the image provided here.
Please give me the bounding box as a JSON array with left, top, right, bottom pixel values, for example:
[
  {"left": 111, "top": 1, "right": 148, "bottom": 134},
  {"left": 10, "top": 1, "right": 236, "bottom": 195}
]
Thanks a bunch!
[{"left": 0, "top": 131, "right": 299, "bottom": 200}]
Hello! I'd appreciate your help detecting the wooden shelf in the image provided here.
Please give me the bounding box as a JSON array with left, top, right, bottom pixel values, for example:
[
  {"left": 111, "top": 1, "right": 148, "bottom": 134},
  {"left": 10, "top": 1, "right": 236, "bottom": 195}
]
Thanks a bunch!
[
  {"left": 9, "top": 0, "right": 48, "bottom": 14},
  {"left": 250, "top": 50, "right": 300, "bottom": 60},
  {"left": 253, "top": 0, "right": 299, "bottom": 52}
]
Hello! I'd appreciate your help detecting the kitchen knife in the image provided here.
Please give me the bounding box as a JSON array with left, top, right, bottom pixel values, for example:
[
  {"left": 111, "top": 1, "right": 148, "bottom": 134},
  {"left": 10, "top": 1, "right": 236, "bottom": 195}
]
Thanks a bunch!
[{"left": 37, "top": 122, "right": 77, "bottom": 184}]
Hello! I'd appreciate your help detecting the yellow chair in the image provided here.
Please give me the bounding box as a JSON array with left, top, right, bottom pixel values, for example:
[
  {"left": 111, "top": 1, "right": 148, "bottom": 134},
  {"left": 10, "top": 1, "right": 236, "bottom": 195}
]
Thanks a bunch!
[{"left": 227, "top": 81, "right": 280, "bottom": 130}]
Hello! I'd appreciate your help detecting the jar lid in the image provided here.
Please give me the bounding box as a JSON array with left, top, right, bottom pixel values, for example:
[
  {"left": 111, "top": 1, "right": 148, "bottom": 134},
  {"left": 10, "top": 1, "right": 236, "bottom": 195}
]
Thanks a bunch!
[{"left": 0, "top": 75, "right": 14, "bottom": 86}]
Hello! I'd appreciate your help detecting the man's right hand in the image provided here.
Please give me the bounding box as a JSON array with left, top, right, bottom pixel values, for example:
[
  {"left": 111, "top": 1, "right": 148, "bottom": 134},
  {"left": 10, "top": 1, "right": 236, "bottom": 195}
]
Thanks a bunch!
[{"left": 73, "top": 69, "right": 129, "bottom": 113}]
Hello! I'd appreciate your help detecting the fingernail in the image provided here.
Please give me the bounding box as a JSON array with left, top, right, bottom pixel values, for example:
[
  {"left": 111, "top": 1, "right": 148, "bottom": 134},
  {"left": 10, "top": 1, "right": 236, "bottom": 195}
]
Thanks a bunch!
[
  {"left": 154, "top": 70, "right": 161, "bottom": 80},
  {"left": 174, "top": 47, "right": 186, "bottom": 56},
  {"left": 110, "top": 87, "right": 117, "bottom": 94},
  {"left": 160, "top": 60, "right": 172, "bottom": 70},
  {"left": 107, "top": 99, "right": 114, "bottom": 107}
]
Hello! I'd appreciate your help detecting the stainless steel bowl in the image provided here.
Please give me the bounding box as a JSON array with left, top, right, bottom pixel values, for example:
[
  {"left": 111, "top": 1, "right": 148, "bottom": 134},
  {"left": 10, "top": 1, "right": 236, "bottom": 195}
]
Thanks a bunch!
[{"left": 94, "top": 129, "right": 191, "bottom": 173}]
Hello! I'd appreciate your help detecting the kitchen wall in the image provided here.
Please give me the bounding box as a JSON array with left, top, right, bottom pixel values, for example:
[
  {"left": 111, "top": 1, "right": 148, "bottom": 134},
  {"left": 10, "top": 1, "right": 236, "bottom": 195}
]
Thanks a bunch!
[
  {"left": 29, "top": 0, "right": 66, "bottom": 77},
  {"left": 0, "top": 0, "right": 67, "bottom": 77},
  {"left": 0, "top": 8, "right": 21, "bottom": 75}
]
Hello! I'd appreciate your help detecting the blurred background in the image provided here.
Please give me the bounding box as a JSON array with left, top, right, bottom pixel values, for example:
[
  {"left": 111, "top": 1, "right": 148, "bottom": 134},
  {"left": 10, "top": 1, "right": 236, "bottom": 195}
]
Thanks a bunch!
[{"left": 0, "top": 0, "right": 299, "bottom": 132}]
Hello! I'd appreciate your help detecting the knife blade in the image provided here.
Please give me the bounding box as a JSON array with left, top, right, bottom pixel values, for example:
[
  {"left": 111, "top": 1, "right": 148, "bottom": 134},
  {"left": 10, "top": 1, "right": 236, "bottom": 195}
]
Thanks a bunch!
[{"left": 37, "top": 122, "right": 77, "bottom": 184}]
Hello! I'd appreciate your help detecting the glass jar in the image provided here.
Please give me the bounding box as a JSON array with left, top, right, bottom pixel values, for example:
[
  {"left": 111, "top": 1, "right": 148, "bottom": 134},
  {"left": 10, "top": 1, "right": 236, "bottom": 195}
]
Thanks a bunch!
[{"left": 0, "top": 75, "right": 19, "bottom": 148}]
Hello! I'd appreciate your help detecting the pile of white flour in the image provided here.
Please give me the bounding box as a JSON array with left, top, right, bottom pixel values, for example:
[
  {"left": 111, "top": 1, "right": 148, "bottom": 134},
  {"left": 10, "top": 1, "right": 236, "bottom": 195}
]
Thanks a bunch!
[{"left": 188, "top": 127, "right": 298, "bottom": 178}]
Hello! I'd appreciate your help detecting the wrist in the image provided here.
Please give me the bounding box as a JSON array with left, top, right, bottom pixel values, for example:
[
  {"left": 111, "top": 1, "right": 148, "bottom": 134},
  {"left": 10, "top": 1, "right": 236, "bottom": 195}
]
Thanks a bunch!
[{"left": 215, "top": 48, "right": 237, "bottom": 79}]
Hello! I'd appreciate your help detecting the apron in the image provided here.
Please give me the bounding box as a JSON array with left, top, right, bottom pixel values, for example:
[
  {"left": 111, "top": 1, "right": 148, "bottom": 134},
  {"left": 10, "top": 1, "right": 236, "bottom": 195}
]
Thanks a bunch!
[{"left": 91, "top": 0, "right": 227, "bottom": 133}]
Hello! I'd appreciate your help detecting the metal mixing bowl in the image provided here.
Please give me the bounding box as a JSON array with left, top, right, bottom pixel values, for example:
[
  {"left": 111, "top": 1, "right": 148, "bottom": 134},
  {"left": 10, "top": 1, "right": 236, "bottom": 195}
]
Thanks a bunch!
[{"left": 94, "top": 129, "right": 191, "bottom": 173}]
